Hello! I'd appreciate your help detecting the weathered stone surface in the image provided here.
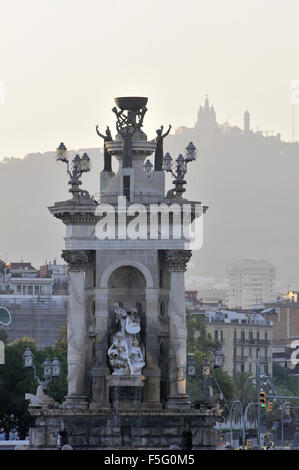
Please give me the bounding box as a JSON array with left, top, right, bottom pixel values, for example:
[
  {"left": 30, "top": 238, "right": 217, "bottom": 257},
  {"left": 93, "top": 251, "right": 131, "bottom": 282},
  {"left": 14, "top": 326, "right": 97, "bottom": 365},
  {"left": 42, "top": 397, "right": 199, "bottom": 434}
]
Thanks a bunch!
[
  {"left": 28, "top": 410, "right": 218, "bottom": 449},
  {"left": 162, "top": 427, "right": 180, "bottom": 436}
]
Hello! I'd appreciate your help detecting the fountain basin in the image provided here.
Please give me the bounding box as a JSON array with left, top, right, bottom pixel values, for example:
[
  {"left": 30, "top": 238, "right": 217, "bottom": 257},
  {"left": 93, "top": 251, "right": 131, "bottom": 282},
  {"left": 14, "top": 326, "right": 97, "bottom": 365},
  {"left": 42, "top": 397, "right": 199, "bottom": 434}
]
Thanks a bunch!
[
  {"left": 114, "top": 97, "right": 148, "bottom": 111},
  {"left": 107, "top": 375, "right": 145, "bottom": 410}
]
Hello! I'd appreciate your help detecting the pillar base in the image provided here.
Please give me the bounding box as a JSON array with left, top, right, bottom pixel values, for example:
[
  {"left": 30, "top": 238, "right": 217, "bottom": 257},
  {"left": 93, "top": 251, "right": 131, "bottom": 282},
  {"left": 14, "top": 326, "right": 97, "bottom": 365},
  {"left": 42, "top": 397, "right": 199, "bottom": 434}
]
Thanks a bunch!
[
  {"left": 165, "top": 395, "right": 192, "bottom": 410},
  {"left": 63, "top": 395, "right": 89, "bottom": 410},
  {"left": 142, "top": 401, "right": 163, "bottom": 410},
  {"left": 89, "top": 403, "right": 112, "bottom": 411}
]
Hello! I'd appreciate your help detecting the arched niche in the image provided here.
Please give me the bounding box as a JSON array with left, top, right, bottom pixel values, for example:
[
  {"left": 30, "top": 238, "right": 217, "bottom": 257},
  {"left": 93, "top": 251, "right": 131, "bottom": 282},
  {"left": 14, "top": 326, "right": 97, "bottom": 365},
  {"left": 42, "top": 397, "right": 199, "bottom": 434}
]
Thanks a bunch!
[
  {"left": 100, "top": 260, "right": 154, "bottom": 289},
  {"left": 107, "top": 265, "right": 146, "bottom": 347}
]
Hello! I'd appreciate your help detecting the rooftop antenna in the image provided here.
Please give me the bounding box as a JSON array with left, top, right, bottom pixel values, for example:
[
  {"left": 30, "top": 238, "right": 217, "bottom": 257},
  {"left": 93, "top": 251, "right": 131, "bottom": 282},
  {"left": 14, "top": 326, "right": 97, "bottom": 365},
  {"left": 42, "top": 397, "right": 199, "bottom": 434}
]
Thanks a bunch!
[{"left": 292, "top": 101, "right": 295, "bottom": 142}]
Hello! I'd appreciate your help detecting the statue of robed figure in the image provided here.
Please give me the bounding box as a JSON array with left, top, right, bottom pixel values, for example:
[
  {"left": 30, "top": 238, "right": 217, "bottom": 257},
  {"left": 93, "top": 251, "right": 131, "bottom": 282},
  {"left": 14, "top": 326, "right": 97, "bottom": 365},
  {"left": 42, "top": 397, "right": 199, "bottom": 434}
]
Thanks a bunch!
[
  {"left": 154, "top": 124, "right": 171, "bottom": 171},
  {"left": 96, "top": 125, "right": 113, "bottom": 172}
]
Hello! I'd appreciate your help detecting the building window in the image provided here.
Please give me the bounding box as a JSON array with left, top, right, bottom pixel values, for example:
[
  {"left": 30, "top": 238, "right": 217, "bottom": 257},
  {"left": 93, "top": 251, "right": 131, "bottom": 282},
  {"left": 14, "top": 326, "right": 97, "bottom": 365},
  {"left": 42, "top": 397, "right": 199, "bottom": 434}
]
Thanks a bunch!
[
  {"left": 249, "top": 363, "right": 252, "bottom": 373},
  {"left": 249, "top": 347, "right": 252, "bottom": 356},
  {"left": 234, "top": 330, "right": 237, "bottom": 341},
  {"left": 159, "top": 300, "right": 165, "bottom": 318},
  {"left": 234, "top": 347, "right": 237, "bottom": 357},
  {"left": 123, "top": 176, "right": 131, "bottom": 201},
  {"left": 241, "top": 363, "right": 245, "bottom": 372},
  {"left": 256, "top": 348, "right": 260, "bottom": 358},
  {"left": 214, "top": 330, "right": 218, "bottom": 341},
  {"left": 257, "top": 331, "right": 260, "bottom": 341},
  {"left": 249, "top": 331, "right": 253, "bottom": 343},
  {"left": 265, "top": 331, "right": 268, "bottom": 341},
  {"left": 241, "top": 331, "right": 245, "bottom": 343},
  {"left": 241, "top": 347, "right": 244, "bottom": 360},
  {"left": 159, "top": 270, "right": 164, "bottom": 288},
  {"left": 265, "top": 348, "right": 267, "bottom": 360}
]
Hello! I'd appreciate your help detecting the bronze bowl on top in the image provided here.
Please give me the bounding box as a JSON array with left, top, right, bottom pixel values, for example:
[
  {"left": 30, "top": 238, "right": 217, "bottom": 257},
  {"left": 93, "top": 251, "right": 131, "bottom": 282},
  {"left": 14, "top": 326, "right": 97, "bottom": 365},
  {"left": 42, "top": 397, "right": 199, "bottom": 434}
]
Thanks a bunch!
[{"left": 114, "top": 97, "right": 148, "bottom": 111}]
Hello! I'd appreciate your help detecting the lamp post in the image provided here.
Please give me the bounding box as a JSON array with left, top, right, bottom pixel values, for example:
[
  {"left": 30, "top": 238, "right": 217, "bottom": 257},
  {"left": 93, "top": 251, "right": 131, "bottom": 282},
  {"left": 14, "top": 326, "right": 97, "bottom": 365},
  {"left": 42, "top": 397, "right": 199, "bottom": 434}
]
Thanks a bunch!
[
  {"left": 23, "top": 347, "right": 61, "bottom": 391},
  {"left": 281, "top": 401, "right": 291, "bottom": 448},
  {"left": 163, "top": 142, "right": 197, "bottom": 197},
  {"left": 144, "top": 158, "right": 153, "bottom": 177},
  {"left": 56, "top": 142, "right": 91, "bottom": 200},
  {"left": 187, "top": 355, "right": 210, "bottom": 399},
  {"left": 187, "top": 349, "right": 224, "bottom": 401}
]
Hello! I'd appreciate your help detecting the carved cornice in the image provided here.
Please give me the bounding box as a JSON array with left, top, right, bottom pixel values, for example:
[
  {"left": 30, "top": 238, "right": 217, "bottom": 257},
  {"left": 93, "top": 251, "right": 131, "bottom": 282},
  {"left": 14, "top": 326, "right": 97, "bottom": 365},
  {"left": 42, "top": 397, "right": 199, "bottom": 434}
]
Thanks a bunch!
[
  {"left": 62, "top": 250, "right": 90, "bottom": 271},
  {"left": 165, "top": 250, "right": 192, "bottom": 272}
]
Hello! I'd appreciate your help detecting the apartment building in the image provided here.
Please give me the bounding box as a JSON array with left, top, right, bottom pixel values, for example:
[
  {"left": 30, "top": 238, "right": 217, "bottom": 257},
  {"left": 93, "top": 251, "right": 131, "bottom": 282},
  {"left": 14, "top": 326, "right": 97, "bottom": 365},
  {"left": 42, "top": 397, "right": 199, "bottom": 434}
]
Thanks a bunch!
[
  {"left": 226, "top": 258, "right": 276, "bottom": 309},
  {"left": 196, "top": 309, "right": 273, "bottom": 376}
]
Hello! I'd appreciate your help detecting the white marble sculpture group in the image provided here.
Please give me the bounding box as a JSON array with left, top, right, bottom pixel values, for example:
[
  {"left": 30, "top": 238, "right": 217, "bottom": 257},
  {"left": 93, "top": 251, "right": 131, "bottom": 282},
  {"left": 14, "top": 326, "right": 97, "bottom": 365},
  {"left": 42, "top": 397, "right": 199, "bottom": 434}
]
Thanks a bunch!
[{"left": 108, "top": 303, "right": 145, "bottom": 376}]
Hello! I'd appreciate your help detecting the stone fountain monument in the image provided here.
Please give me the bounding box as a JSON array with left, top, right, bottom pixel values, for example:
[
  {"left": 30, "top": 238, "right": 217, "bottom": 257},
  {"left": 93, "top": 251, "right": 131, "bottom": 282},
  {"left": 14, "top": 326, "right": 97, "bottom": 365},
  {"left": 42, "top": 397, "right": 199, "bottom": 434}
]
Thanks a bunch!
[{"left": 28, "top": 97, "right": 219, "bottom": 449}]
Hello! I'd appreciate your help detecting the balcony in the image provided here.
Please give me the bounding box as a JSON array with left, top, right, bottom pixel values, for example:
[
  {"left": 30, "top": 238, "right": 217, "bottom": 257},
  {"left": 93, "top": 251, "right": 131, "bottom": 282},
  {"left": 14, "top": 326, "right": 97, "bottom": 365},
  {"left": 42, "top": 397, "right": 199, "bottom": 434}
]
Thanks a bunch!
[
  {"left": 234, "top": 338, "right": 271, "bottom": 346},
  {"left": 233, "top": 356, "right": 248, "bottom": 362}
]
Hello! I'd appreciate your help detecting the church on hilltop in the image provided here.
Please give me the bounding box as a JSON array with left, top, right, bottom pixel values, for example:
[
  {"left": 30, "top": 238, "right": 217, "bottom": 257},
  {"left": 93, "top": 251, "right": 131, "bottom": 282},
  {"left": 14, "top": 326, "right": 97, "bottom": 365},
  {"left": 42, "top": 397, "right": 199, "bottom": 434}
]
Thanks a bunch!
[{"left": 175, "top": 95, "right": 280, "bottom": 142}]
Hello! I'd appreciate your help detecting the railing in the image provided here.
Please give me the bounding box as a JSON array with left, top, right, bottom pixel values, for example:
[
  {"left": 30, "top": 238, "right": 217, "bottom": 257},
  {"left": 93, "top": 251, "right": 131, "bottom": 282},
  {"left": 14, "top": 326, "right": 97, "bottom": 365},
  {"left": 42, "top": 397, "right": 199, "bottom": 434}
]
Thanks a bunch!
[
  {"left": 234, "top": 338, "right": 271, "bottom": 346},
  {"left": 233, "top": 356, "right": 248, "bottom": 362}
]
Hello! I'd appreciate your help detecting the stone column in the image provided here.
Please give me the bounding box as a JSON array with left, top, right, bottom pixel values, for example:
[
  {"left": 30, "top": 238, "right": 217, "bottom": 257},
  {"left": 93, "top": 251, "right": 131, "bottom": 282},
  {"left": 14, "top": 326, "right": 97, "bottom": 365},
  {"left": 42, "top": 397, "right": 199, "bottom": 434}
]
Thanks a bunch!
[
  {"left": 165, "top": 249, "right": 192, "bottom": 408},
  {"left": 143, "top": 288, "right": 162, "bottom": 408},
  {"left": 89, "top": 287, "right": 111, "bottom": 410},
  {"left": 62, "top": 250, "right": 89, "bottom": 408}
]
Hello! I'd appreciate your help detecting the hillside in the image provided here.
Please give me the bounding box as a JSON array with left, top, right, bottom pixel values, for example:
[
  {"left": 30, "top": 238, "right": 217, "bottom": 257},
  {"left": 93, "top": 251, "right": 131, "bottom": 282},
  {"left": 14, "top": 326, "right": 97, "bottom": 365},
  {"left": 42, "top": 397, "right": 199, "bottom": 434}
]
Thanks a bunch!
[{"left": 0, "top": 128, "right": 298, "bottom": 289}]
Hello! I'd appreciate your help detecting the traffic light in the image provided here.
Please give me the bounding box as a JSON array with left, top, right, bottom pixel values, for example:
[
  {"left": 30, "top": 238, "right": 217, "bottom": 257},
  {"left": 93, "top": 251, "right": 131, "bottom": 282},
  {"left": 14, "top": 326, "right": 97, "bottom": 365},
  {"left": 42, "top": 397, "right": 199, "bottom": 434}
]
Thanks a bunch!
[
  {"left": 286, "top": 405, "right": 291, "bottom": 415},
  {"left": 267, "top": 401, "right": 273, "bottom": 412},
  {"left": 259, "top": 390, "right": 266, "bottom": 408},
  {"left": 266, "top": 431, "right": 271, "bottom": 439},
  {"left": 246, "top": 439, "right": 252, "bottom": 449}
]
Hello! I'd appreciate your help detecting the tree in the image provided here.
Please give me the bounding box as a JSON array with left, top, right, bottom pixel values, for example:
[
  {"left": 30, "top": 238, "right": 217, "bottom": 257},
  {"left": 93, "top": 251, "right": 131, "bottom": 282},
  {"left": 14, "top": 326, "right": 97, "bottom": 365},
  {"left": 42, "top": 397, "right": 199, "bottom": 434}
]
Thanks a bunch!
[
  {"left": 0, "top": 337, "right": 67, "bottom": 439},
  {"left": 186, "top": 312, "right": 234, "bottom": 412},
  {"left": 0, "top": 338, "right": 36, "bottom": 439},
  {"left": 272, "top": 364, "right": 299, "bottom": 396},
  {"left": 232, "top": 371, "right": 257, "bottom": 424},
  {"left": 0, "top": 329, "right": 8, "bottom": 345},
  {"left": 0, "top": 260, "right": 5, "bottom": 274}
]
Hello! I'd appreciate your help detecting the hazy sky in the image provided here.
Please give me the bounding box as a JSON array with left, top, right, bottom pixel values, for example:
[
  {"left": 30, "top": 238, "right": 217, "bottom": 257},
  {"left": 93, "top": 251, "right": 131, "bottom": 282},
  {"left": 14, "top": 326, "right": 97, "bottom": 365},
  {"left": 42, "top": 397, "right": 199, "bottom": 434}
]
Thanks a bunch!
[{"left": 0, "top": 0, "right": 299, "bottom": 160}]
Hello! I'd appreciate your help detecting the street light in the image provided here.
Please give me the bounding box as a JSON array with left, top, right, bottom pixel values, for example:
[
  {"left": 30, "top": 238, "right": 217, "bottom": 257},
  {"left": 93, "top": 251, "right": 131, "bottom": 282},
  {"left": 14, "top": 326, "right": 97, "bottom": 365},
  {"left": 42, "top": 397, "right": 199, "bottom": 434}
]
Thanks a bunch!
[
  {"left": 23, "top": 347, "right": 33, "bottom": 368},
  {"left": 214, "top": 348, "right": 225, "bottom": 368},
  {"left": 56, "top": 142, "right": 68, "bottom": 163},
  {"left": 185, "top": 141, "right": 197, "bottom": 162},
  {"left": 144, "top": 159, "right": 153, "bottom": 177},
  {"left": 187, "top": 349, "right": 224, "bottom": 401},
  {"left": 52, "top": 357, "right": 61, "bottom": 377},
  {"left": 187, "top": 355, "right": 197, "bottom": 377},
  {"left": 187, "top": 355, "right": 210, "bottom": 399},
  {"left": 23, "top": 348, "right": 61, "bottom": 391},
  {"left": 43, "top": 357, "right": 52, "bottom": 379},
  {"left": 56, "top": 143, "right": 91, "bottom": 200},
  {"left": 163, "top": 142, "right": 198, "bottom": 197}
]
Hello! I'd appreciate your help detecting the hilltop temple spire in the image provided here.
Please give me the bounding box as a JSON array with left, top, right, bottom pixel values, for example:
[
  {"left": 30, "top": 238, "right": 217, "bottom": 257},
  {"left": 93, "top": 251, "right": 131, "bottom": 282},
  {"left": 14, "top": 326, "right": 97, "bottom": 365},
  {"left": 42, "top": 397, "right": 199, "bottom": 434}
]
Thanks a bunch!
[{"left": 195, "top": 95, "right": 217, "bottom": 131}]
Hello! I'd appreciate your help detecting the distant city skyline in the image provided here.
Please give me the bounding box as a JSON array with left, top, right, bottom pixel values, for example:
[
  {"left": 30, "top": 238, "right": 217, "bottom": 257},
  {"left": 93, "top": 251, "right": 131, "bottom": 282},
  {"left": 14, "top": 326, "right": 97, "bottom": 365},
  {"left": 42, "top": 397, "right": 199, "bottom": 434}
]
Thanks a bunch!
[{"left": 0, "top": 0, "right": 299, "bottom": 160}]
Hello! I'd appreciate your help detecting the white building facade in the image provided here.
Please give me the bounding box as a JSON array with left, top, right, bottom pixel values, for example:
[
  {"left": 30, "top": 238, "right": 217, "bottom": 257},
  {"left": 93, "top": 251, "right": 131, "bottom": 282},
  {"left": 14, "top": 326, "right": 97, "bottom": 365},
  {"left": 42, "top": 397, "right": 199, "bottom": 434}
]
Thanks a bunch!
[{"left": 226, "top": 258, "right": 276, "bottom": 309}]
